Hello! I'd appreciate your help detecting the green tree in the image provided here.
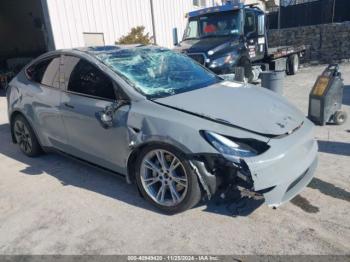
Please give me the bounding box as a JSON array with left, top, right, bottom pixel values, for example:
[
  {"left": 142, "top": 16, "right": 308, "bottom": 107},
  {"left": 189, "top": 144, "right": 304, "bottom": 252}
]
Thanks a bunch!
[{"left": 116, "top": 26, "right": 153, "bottom": 45}]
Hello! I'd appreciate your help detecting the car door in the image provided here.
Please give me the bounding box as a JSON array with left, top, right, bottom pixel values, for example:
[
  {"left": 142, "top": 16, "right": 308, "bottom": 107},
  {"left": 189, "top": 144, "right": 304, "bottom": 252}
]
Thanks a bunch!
[
  {"left": 244, "top": 10, "right": 264, "bottom": 62},
  {"left": 25, "top": 55, "right": 68, "bottom": 149},
  {"left": 59, "top": 55, "right": 130, "bottom": 174}
]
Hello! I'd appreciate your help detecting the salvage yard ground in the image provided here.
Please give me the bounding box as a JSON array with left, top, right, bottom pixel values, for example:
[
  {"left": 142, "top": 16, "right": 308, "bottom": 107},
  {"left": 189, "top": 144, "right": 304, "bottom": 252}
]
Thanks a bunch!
[{"left": 0, "top": 64, "right": 349, "bottom": 254}]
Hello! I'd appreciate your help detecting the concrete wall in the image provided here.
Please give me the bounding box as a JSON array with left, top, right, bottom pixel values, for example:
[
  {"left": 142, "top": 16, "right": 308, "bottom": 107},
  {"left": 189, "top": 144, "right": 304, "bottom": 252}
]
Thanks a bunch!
[
  {"left": 45, "top": 0, "right": 210, "bottom": 49},
  {"left": 268, "top": 22, "right": 350, "bottom": 63}
]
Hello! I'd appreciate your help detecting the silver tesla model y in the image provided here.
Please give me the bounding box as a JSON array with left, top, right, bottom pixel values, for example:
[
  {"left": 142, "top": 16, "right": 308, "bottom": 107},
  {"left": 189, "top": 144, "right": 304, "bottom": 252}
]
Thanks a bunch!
[{"left": 6, "top": 45, "right": 318, "bottom": 214}]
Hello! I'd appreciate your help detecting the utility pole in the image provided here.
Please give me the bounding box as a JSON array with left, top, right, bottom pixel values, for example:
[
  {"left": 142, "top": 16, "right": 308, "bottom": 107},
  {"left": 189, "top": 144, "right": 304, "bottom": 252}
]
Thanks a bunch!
[
  {"left": 278, "top": 0, "right": 281, "bottom": 31},
  {"left": 150, "top": 0, "right": 157, "bottom": 45},
  {"left": 331, "top": 0, "right": 336, "bottom": 23},
  {"left": 278, "top": 0, "right": 281, "bottom": 46}
]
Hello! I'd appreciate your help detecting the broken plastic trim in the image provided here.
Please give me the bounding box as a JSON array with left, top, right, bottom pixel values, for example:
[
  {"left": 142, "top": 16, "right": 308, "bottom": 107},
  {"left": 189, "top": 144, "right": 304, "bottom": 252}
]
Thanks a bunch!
[
  {"left": 189, "top": 153, "right": 255, "bottom": 199},
  {"left": 190, "top": 161, "right": 213, "bottom": 199}
]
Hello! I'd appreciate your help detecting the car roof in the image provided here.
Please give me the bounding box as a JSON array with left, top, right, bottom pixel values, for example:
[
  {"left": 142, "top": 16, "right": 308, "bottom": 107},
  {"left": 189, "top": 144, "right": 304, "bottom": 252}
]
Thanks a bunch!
[
  {"left": 73, "top": 44, "right": 144, "bottom": 54},
  {"left": 36, "top": 45, "right": 165, "bottom": 62},
  {"left": 77, "top": 44, "right": 166, "bottom": 56}
]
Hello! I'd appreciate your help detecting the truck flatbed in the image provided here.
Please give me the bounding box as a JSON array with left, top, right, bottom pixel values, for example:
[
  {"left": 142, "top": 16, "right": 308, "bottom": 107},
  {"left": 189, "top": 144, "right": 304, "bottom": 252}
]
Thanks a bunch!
[{"left": 268, "top": 45, "right": 306, "bottom": 60}]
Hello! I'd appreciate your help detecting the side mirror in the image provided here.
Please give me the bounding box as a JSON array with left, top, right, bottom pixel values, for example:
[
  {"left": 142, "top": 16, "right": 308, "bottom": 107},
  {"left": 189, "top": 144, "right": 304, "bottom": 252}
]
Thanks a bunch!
[
  {"left": 98, "top": 100, "right": 129, "bottom": 129},
  {"left": 258, "top": 15, "right": 265, "bottom": 36},
  {"left": 172, "top": 27, "right": 179, "bottom": 46}
]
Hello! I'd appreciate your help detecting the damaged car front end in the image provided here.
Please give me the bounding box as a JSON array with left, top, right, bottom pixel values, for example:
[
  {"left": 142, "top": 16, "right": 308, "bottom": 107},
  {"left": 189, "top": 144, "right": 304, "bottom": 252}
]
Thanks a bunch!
[
  {"left": 150, "top": 78, "right": 318, "bottom": 209},
  {"left": 96, "top": 46, "right": 318, "bottom": 212},
  {"left": 189, "top": 119, "right": 318, "bottom": 208}
]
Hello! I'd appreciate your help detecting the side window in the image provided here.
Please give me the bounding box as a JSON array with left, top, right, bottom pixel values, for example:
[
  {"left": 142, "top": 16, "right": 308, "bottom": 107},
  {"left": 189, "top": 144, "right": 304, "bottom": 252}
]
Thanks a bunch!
[
  {"left": 66, "top": 57, "right": 115, "bottom": 100},
  {"left": 186, "top": 20, "right": 198, "bottom": 38},
  {"left": 41, "top": 57, "right": 61, "bottom": 88},
  {"left": 244, "top": 11, "right": 257, "bottom": 35},
  {"left": 26, "top": 57, "right": 60, "bottom": 88}
]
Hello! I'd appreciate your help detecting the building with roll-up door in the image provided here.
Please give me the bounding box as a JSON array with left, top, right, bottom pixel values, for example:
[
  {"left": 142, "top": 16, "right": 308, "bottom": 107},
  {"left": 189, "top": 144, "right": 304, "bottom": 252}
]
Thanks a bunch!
[{"left": 0, "top": 0, "right": 212, "bottom": 68}]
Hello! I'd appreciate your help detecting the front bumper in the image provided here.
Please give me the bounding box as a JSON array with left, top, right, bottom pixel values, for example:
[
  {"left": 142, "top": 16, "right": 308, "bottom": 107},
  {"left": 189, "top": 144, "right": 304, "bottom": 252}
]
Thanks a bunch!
[
  {"left": 192, "top": 119, "right": 318, "bottom": 207},
  {"left": 262, "top": 156, "right": 318, "bottom": 207},
  {"left": 244, "top": 119, "right": 318, "bottom": 206}
]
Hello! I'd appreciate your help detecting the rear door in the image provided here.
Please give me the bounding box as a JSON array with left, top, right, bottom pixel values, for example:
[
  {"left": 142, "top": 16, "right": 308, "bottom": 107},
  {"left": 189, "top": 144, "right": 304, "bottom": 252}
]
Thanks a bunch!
[
  {"left": 59, "top": 55, "right": 130, "bottom": 173},
  {"left": 25, "top": 55, "right": 68, "bottom": 149}
]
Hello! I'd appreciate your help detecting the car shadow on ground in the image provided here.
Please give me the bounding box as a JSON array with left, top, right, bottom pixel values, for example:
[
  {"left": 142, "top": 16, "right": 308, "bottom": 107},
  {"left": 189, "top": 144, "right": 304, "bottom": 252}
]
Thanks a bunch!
[
  {"left": 0, "top": 122, "right": 161, "bottom": 214},
  {"left": 318, "top": 140, "right": 350, "bottom": 157},
  {"left": 291, "top": 169, "right": 350, "bottom": 213},
  {"left": 290, "top": 195, "right": 320, "bottom": 213},
  {"left": 308, "top": 177, "right": 350, "bottom": 203},
  {"left": 202, "top": 195, "right": 264, "bottom": 217},
  {"left": 0, "top": 122, "right": 263, "bottom": 217}
]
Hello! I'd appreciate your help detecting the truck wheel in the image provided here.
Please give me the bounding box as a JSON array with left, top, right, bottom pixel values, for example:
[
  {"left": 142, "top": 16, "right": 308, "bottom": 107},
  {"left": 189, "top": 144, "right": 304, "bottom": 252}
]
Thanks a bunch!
[
  {"left": 134, "top": 144, "right": 202, "bottom": 214},
  {"left": 286, "top": 54, "right": 299, "bottom": 75},
  {"left": 334, "top": 111, "right": 347, "bottom": 125}
]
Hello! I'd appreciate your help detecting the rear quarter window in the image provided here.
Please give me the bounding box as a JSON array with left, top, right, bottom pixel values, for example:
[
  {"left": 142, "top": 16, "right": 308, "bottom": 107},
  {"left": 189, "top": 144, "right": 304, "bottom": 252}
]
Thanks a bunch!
[{"left": 26, "top": 56, "right": 61, "bottom": 88}]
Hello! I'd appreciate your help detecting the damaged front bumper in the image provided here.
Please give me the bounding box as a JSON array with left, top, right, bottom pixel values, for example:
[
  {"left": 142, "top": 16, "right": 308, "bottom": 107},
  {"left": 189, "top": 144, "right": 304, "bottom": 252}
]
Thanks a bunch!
[
  {"left": 192, "top": 119, "right": 318, "bottom": 207},
  {"left": 246, "top": 119, "right": 318, "bottom": 207}
]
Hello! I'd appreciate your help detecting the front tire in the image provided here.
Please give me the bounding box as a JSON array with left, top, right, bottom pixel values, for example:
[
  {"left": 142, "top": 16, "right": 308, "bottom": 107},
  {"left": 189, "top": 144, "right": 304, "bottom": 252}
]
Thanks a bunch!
[
  {"left": 12, "top": 115, "right": 42, "bottom": 157},
  {"left": 134, "top": 144, "right": 201, "bottom": 214}
]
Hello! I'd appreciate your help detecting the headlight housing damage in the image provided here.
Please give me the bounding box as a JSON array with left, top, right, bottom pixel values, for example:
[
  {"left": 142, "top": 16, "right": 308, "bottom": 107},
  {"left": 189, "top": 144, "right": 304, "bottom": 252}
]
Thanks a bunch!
[{"left": 200, "top": 130, "right": 270, "bottom": 158}]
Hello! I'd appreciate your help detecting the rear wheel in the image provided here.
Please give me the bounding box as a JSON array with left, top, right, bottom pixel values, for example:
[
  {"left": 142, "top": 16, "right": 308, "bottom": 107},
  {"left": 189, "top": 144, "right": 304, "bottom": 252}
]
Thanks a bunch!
[
  {"left": 13, "top": 115, "right": 42, "bottom": 157},
  {"left": 286, "top": 54, "right": 299, "bottom": 75},
  {"left": 135, "top": 144, "right": 201, "bottom": 214}
]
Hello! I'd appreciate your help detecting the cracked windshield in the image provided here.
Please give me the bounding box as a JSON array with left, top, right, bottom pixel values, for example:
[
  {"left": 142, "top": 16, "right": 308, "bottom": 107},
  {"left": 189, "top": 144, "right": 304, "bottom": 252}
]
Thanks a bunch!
[{"left": 97, "top": 47, "right": 221, "bottom": 98}]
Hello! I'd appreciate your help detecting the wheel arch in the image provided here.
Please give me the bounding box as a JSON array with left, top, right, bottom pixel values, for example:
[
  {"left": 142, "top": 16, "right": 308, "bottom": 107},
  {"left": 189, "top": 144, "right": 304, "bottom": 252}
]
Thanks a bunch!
[
  {"left": 9, "top": 110, "right": 42, "bottom": 148},
  {"left": 126, "top": 139, "right": 217, "bottom": 200},
  {"left": 9, "top": 110, "right": 25, "bottom": 143}
]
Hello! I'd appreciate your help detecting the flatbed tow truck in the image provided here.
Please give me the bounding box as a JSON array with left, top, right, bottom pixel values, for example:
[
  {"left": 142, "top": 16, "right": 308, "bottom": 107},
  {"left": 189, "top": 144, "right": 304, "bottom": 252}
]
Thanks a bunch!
[{"left": 173, "top": 0, "right": 306, "bottom": 82}]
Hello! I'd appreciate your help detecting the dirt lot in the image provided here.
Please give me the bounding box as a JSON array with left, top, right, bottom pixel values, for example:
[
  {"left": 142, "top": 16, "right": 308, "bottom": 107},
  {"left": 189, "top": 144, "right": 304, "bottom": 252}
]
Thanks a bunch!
[{"left": 0, "top": 64, "right": 349, "bottom": 255}]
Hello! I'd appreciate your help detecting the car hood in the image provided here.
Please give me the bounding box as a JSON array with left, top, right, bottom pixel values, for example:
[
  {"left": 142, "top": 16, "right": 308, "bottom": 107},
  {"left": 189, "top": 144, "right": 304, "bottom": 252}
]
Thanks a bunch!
[{"left": 154, "top": 81, "right": 305, "bottom": 137}]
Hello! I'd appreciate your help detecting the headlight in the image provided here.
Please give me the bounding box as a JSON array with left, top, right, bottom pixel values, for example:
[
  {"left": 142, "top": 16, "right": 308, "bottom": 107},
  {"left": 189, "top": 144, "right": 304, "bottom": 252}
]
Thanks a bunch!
[
  {"left": 208, "top": 53, "right": 237, "bottom": 68},
  {"left": 200, "top": 131, "right": 269, "bottom": 158}
]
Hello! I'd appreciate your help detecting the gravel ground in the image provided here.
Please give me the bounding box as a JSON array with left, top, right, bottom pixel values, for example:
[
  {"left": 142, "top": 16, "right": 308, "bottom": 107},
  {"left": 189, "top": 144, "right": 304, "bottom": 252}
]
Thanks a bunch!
[{"left": 0, "top": 64, "right": 349, "bottom": 255}]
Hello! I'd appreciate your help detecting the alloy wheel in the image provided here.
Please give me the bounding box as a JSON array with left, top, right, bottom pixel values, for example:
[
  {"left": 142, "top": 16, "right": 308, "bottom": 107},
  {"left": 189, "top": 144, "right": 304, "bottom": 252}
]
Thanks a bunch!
[
  {"left": 14, "top": 120, "right": 33, "bottom": 154},
  {"left": 140, "top": 149, "right": 188, "bottom": 207}
]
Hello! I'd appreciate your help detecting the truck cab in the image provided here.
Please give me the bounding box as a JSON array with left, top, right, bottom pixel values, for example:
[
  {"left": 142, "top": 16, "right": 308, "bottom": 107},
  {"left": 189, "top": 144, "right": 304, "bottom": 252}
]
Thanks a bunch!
[{"left": 174, "top": 1, "right": 303, "bottom": 82}]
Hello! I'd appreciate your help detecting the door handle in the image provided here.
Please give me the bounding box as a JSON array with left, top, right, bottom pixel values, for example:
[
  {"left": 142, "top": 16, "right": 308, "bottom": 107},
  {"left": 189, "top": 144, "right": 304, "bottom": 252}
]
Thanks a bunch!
[{"left": 64, "top": 102, "right": 74, "bottom": 109}]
